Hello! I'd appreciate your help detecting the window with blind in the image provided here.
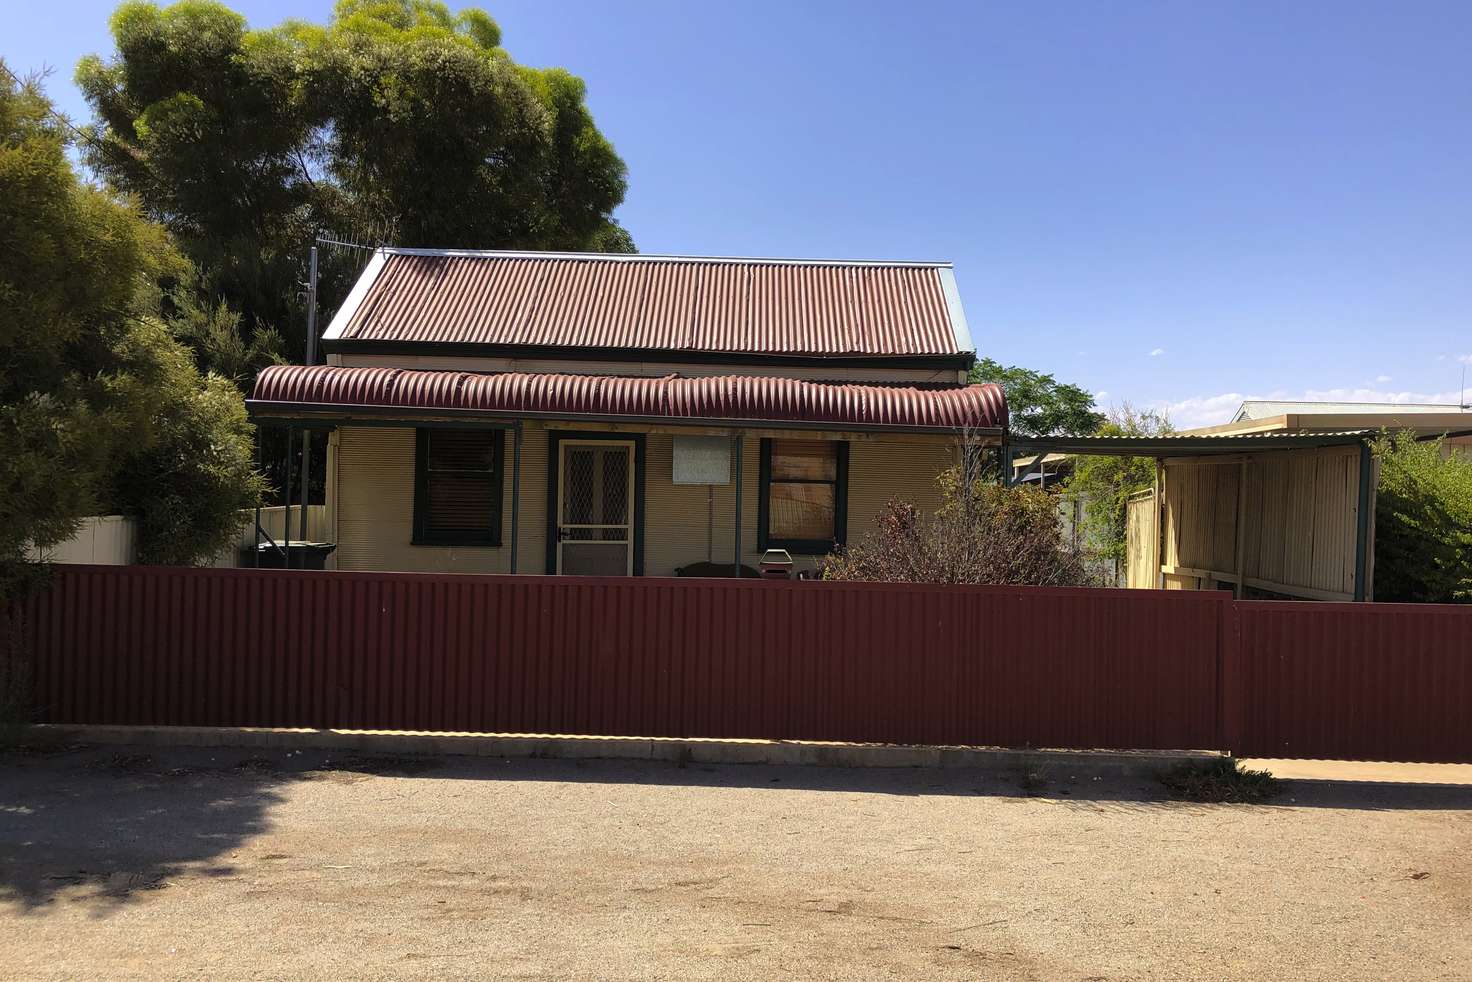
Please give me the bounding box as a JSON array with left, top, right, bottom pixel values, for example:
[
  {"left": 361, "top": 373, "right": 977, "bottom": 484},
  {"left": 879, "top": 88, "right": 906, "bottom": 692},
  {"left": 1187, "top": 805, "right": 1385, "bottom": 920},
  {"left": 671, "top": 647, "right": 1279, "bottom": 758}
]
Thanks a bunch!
[
  {"left": 413, "top": 428, "right": 504, "bottom": 546},
  {"left": 758, "top": 438, "right": 848, "bottom": 554}
]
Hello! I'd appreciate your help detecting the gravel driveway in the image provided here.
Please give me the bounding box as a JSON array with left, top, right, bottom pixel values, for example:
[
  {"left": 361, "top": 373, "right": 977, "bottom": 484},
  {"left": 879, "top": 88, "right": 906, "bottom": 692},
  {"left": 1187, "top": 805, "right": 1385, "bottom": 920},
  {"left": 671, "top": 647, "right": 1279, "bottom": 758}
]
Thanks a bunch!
[{"left": 2, "top": 745, "right": 1469, "bottom": 980}]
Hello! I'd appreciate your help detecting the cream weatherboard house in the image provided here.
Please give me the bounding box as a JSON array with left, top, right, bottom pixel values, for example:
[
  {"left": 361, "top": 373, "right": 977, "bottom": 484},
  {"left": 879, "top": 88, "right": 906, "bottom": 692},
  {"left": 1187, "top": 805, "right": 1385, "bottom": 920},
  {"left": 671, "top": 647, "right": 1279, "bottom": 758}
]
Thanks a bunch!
[{"left": 246, "top": 249, "right": 1007, "bottom": 576}]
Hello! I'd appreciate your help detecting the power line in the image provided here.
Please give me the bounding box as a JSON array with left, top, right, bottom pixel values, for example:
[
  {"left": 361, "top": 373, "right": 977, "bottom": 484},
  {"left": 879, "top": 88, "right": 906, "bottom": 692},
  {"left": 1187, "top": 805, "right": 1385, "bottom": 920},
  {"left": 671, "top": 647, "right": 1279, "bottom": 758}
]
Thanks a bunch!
[{"left": 0, "top": 61, "right": 109, "bottom": 154}]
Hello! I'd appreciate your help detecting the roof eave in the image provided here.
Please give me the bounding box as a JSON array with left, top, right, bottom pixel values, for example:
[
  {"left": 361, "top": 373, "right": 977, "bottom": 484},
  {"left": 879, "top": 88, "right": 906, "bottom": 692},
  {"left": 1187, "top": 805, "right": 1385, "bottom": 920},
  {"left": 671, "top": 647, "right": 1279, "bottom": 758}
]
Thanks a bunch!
[
  {"left": 1005, "top": 431, "right": 1376, "bottom": 457},
  {"left": 245, "top": 400, "right": 1003, "bottom": 439},
  {"left": 320, "top": 337, "right": 976, "bottom": 371}
]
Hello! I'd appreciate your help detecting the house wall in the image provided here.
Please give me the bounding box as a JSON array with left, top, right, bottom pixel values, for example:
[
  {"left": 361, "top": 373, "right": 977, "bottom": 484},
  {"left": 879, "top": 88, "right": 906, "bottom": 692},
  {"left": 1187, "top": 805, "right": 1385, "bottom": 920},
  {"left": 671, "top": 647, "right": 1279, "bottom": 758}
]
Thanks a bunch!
[
  {"left": 332, "top": 426, "right": 548, "bottom": 575},
  {"left": 330, "top": 423, "right": 958, "bottom": 577}
]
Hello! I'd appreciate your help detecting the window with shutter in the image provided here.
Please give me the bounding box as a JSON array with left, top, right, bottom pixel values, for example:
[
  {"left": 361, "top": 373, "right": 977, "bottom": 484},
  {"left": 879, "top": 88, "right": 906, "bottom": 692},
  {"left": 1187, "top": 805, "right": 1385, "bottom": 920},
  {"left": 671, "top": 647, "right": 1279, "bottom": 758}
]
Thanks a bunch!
[
  {"left": 758, "top": 438, "right": 848, "bottom": 554},
  {"left": 413, "top": 428, "right": 503, "bottom": 546}
]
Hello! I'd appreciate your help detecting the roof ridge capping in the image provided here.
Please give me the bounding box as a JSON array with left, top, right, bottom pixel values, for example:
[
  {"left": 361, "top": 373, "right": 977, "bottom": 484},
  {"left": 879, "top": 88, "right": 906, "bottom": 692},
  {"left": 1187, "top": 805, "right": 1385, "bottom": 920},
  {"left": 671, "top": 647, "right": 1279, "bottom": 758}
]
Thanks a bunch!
[{"left": 375, "top": 246, "right": 954, "bottom": 268}]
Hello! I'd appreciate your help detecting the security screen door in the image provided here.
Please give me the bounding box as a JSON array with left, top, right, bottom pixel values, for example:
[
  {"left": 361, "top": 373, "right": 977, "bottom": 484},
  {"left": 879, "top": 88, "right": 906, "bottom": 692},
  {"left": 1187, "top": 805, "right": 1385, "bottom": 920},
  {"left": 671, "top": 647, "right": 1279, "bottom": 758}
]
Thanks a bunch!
[{"left": 556, "top": 440, "right": 635, "bottom": 575}]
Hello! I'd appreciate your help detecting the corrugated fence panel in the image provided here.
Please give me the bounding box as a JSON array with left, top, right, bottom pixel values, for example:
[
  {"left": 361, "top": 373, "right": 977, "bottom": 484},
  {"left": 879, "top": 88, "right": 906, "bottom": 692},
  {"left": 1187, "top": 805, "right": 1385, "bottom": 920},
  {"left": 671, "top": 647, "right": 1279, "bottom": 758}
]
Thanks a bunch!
[
  {"left": 1231, "top": 601, "right": 1472, "bottom": 763},
  {"left": 9, "top": 565, "right": 1224, "bottom": 753},
  {"left": 9, "top": 567, "right": 1468, "bottom": 762}
]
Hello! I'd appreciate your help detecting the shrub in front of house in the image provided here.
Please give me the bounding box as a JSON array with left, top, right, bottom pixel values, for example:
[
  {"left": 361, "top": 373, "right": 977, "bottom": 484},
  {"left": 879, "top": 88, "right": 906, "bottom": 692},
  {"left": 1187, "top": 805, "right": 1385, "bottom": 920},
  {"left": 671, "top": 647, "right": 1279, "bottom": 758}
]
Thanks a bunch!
[{"left": 822, "top": 467, "right": 1095, "bottom": 587}]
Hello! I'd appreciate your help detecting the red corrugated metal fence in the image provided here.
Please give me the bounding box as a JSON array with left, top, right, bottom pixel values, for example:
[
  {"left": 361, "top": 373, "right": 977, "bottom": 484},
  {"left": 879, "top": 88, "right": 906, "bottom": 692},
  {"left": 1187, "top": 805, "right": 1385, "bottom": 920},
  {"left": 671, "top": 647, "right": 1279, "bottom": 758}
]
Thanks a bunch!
[
  {"left": 1227, "top": 601, "right": 1472, "bottom": 763},
  {"left": 6, "top": 566, "right": 1470, "bottom": 761},
  {"left": 9, "top": 565, "right": 1223, "bottom": 752}
]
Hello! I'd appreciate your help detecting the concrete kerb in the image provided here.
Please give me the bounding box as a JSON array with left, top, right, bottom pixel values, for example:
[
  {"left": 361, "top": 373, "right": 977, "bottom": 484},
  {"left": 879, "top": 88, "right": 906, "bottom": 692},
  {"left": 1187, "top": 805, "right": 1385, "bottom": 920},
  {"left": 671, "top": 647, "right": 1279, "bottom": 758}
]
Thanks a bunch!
[{"left": 14, "top": 724, "right": 1220, "bottom": 779}]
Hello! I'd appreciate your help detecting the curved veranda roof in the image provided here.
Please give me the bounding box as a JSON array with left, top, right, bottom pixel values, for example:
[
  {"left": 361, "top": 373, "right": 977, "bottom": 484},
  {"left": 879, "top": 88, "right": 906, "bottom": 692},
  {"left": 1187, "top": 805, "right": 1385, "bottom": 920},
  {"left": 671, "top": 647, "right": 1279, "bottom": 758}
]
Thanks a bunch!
[{"left": 247, "top": 365, "right": 1007, "bottom": 435}]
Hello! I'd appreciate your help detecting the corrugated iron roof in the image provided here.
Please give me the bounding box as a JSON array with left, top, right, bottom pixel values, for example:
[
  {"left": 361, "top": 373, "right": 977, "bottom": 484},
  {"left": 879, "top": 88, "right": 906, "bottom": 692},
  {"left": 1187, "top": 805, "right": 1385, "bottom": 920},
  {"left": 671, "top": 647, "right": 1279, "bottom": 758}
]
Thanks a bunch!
[
  {"left": 1235, "top": 399, "right": 1471, "bottom": 421},
  {"left": 322, "top": 249, "right": 972, "bottom": 360},
  {"left": 248, "top": 365, "right": 1007, "bottom": 433},
  {"left": 1007, "top": 430, "right": 1374, "bottom": 460}
]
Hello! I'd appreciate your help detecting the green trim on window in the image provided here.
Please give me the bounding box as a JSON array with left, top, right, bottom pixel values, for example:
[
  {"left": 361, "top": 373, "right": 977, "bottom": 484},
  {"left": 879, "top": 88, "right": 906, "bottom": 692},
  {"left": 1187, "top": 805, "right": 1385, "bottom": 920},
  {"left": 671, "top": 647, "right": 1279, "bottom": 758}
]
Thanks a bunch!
[
  {"left": 758, "top": 438, "right": 848, "bottom": 555},
  {"left": 412, "top": 427, "right": 504, "bottom": 547}
]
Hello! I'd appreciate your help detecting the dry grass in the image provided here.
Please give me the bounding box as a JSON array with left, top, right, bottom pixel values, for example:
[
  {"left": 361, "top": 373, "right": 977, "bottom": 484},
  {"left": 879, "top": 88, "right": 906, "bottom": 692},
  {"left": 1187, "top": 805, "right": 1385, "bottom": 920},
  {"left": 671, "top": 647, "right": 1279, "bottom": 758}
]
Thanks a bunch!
[{"left": 1160, "top": 756, "right": 1283, "bottom": 803}]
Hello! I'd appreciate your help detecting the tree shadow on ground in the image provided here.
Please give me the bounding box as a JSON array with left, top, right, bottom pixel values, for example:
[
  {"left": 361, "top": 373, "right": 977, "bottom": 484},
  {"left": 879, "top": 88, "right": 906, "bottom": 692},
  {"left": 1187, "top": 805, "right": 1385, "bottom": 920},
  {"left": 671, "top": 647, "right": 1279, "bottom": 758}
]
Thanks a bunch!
[
  {"left": 0, "top": 744, "right": 294, "bottom": 914},
  {"left": 3, "top": 743, "right": 1468, "bottom": 914}
]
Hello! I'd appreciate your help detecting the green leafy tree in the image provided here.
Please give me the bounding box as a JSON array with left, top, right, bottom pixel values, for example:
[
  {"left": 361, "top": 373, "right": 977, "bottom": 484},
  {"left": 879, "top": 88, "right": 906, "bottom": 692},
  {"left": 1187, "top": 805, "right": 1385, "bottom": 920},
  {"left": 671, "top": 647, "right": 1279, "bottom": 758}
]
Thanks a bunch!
[
  {"left": 0, "top": 67, "right": 262, "bottom": 587},
  {"left": 1371, "top": 431, "right": 1472, "bottom": 603},
  {"left": 112, "top": 371, "right": 263, "bottom": 565},
  {"left": 165, "top": 279, "right": 284, "bottom": 386},
  {"left": 77, "top": 0, "right": 633, "bottom": 371},
  {"left": 1064, "top": 405, "right": 1173, "bottom": 568},
  {"left": 969, "top": 357, "right": 1104, "bottom": 437}
]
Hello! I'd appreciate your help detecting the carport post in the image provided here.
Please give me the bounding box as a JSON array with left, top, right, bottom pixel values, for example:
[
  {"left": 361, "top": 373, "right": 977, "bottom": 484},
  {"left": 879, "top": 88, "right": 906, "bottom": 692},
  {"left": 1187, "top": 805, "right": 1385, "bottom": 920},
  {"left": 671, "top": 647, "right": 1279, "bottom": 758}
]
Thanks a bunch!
[
  {"left": 1353, "top": 440, "right": 1372, "bottom": 601},
  {"left": 510, "top": 422, "right": 522, "bottom": 574},
  {"left": 299, "top": 246, "right": 319, "bottom": 543},
  {"left": 732, "top": 434, "right": 743, "bottom": 578},
  {"left": 284, "top": 424, "right": 294, "bottom": 569},
  {"left": 1154, "top": 458, "right": 1166, "bottom": 590},
  {"left": 253, "top": 426, "right": 262, "bottom": 567}
]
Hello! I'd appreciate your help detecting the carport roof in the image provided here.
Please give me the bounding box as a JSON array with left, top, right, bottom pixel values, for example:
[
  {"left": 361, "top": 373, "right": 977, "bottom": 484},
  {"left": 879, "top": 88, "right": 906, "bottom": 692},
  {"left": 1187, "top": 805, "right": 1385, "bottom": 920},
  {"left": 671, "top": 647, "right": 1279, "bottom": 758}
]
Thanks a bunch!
[{"left": 1007, "top": 430, "right": 1374, "bottom": 459}]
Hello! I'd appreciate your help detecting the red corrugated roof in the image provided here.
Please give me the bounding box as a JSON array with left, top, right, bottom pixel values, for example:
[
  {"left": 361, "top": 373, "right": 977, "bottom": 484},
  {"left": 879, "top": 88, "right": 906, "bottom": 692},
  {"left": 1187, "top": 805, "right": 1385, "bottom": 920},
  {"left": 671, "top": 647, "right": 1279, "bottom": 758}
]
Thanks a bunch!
[
  {"left": 326, "top": 251, "right": 969, "bottom": 359},
  {"left": 249, "top": 365, "right": 1006, "bottom": 432}
]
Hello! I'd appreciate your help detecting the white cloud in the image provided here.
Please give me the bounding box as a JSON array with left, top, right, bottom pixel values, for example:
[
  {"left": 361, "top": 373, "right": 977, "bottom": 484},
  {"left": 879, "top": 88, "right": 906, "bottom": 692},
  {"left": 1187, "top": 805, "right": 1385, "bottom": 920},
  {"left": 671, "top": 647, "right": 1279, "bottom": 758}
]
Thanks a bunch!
[
  {"left": 1148, "top": 347, "right": 1166, "bottom": 357},
  {"left": 1458, "top": 354, "right": 1472, "bottom": 365},
  {"left": 1157, "top": 386, "right": 1468, "bottom": 430},
  {"left": 1300, "top": 386, "right": 1465, "bottom": 404},
  {"left": 1094, "top": 390, "right": 1109, "bottom": 401},
  {"left": 1157, "top": 392, "right": 1255, "bottom": 429},
  {"left": 1374, "top": 375, "right": 1393, "bottom": 383}
]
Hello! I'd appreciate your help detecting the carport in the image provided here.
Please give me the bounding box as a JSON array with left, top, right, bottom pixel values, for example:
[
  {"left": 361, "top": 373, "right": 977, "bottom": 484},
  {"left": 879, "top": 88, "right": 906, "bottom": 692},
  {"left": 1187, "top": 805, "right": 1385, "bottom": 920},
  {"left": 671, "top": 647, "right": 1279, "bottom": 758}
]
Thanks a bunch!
[{"left": 1004, "top": 431, "right": 1377, "bottom": 601}]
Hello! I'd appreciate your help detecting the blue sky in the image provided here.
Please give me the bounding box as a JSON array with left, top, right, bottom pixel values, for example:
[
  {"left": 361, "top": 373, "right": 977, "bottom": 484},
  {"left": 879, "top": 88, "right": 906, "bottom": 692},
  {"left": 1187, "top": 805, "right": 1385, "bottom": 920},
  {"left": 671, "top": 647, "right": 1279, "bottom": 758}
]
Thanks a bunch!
[{"left": 7, "top": 1, "right": 1472, "bottom": 427}]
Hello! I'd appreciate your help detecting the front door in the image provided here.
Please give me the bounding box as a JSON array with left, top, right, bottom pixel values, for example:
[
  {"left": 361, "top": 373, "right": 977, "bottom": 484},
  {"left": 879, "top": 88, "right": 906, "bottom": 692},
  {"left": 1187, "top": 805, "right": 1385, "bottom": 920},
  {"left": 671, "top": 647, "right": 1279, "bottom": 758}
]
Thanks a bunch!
[{"left": 556, "top": 439, "right": 635, "bottom": 575}]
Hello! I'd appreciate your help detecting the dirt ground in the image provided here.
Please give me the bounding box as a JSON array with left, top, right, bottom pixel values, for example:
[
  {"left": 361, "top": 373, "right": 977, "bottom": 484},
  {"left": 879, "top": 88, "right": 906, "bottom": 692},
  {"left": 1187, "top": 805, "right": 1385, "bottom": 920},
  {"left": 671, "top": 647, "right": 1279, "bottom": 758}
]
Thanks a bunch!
[{"left": 1, "top": 746, "right": 1470, "bottom": 981}]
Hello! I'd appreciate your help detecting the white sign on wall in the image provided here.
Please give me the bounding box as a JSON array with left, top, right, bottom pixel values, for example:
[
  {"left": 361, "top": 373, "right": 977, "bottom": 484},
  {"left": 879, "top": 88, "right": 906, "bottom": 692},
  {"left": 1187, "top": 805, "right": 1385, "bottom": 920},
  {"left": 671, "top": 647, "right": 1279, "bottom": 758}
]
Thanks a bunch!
[{"left": 672, "top": 436, "right": 731, "bottom": 485}]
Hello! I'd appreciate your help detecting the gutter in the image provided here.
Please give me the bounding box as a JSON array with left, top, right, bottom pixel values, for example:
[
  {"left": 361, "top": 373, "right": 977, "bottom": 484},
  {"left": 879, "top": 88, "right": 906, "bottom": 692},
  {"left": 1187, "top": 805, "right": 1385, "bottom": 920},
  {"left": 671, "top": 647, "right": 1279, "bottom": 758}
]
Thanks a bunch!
[
  {"left": 244, "top": 400, "right": 1004, "bottom": 439},
  {"left": 319, "top": 338, "right": 976, "bottom": 372}
]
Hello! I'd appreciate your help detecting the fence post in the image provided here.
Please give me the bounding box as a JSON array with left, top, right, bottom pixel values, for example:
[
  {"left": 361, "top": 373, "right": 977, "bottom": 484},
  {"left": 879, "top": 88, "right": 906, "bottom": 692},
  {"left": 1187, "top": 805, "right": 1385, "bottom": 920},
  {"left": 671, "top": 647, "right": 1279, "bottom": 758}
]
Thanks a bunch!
[{"left": 1217, "top": 596, "right": 1243, "bottom": 755}]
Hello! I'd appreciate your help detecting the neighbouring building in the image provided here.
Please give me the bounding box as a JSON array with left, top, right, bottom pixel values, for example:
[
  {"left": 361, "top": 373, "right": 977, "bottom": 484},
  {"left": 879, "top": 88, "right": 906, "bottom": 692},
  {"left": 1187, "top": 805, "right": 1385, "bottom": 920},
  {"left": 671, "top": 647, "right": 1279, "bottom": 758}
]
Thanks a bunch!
[{"left": 1188, "top": 399, "right": 1472, "bottom": 449}]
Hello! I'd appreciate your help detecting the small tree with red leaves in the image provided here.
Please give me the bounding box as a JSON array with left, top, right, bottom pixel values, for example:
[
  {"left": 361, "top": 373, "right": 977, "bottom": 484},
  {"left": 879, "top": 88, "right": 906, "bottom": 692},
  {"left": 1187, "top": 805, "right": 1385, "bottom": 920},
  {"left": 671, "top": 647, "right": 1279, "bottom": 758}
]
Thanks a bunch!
[{"left": 822, "top": 467, "right": 1095, "bottom": 587}]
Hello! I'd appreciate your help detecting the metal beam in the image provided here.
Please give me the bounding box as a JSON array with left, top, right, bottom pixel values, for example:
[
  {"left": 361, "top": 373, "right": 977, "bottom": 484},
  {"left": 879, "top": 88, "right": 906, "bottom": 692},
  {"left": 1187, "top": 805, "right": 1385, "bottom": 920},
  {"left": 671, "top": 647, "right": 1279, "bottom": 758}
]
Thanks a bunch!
[
  {"left": 284, "top": 424, "right": 295, "bottom": 568},
  {"left": 253, "top": 429, "right": 262, "bottom": 567},
  {"left": 1006, "top": 431, "right": 1375, "bottom": 458},
  {"left": 732, "top": 435, "right": 744, "bottom": 578},
  {"left": 1353, "top": 441, "right": 1373, "bottom": 602},
  {"left": 299, "top": 246, "right": 319, "bottom": 543},
  {"left": 510, "top": 423, "right": 522, "bottom": 574}
]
